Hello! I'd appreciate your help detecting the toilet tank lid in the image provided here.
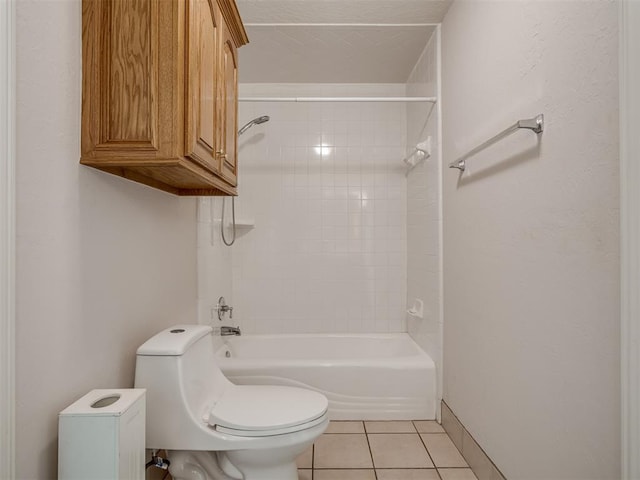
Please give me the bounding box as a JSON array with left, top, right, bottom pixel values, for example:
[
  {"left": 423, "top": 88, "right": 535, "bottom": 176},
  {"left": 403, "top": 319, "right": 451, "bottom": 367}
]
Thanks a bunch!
[{"left": 136, "top": 325, "right": 213, "bottom": 356}]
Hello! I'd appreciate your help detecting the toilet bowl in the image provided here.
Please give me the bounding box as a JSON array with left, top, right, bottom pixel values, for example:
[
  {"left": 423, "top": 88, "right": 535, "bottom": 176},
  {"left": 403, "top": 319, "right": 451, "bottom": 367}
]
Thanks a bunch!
[{"left": 134, "top": 325, "right": 329, "bottom": 480}]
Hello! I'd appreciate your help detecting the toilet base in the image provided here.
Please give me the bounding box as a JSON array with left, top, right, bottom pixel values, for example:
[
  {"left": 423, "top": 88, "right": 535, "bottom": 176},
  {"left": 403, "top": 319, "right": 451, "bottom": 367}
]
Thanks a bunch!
[
  {"left": 166, "top": 417, "right": 328, "bottom": 479},
  {"left": 224, "top": 446, "right": 300, "bottom": 480},
  {"left": 168, "top": 444, "right": 307, "bottom": 480},
  {"left": 169, "top": 450, "right": 241, "bottom": 480}
]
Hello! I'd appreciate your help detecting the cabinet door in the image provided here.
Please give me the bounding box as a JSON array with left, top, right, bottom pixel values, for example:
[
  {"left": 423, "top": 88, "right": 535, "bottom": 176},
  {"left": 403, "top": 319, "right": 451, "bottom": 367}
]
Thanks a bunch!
[
  {"left": 185, "top": 0, "right": 221, "bottom": 173},
  {"left": 217, "top": 22, "right": 238, "bottom": 186},
  {"left": 82, "top": 0, "right": 168, "bottom": 155}
]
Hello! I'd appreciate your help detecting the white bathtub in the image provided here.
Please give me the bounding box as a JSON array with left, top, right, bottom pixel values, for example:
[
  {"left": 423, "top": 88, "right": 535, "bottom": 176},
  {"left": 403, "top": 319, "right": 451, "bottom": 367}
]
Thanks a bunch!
[{"left": 215, "top": 333, "right": 436, "bottom": 421}]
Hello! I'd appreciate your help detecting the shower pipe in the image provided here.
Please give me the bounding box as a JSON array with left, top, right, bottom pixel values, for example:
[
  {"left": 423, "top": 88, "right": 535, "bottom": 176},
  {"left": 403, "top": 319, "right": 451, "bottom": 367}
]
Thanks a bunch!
[{"left": 221, "top": 115, "right": 270, "bottom": 247}]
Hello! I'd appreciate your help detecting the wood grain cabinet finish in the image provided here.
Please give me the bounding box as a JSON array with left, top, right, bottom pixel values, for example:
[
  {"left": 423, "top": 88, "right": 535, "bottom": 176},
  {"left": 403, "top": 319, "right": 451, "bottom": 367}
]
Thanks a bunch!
[
  {"left": 81, "top": 0, "right": 248, "bottom": 196},
  {"left": 218, "top": 22, "right": 239, "bottom": 186}
]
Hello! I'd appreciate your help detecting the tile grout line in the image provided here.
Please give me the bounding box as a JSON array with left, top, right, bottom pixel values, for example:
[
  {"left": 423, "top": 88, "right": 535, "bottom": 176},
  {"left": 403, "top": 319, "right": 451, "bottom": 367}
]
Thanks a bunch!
[
  {"left": 415, "top": 420, "right": 442, "bottom": 477},
  {"left": 312, "top": 467, "right": 444, "bottom": 470},
  {"left": 363, "top": 424, "right": 379, "bottom": 480}
]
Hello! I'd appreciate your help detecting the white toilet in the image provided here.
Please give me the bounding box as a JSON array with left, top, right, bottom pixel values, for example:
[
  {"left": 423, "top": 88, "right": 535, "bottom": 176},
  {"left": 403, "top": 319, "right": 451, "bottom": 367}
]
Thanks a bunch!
[{"left": 134, "top": 325, "right": 329, "bottom": 480}]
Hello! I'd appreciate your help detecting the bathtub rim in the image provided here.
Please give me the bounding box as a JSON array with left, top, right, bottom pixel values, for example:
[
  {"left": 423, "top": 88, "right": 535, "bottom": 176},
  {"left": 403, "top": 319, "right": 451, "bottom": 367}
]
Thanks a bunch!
[{"left": 214, "top": 332, "right": 435, "bottom": 365}]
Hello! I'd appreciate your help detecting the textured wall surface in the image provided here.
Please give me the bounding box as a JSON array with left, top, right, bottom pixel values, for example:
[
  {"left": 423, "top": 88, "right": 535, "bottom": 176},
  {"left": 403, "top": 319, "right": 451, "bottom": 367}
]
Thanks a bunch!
[
  {"left": 405, "top": 31, "right": 443, "bottom": 404},
  {"left": 441, "top": 1, "right": 619, "bottom": 478},
  {"left": 15, "top": 1, "right": 197, "bottom": 478}
]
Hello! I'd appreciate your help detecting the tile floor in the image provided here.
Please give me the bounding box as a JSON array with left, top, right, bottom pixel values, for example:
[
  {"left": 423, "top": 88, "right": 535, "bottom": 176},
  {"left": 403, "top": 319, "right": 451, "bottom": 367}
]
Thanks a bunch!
[{"left": 296, "top": 420, "right": 478, "bottom": 480}]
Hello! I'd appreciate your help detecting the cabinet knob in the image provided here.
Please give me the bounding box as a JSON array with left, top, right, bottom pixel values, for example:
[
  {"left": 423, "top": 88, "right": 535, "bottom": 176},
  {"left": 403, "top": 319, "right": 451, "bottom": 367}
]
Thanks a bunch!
[{"left": 216, "top": 150, "right": 227, "bottom": 160}]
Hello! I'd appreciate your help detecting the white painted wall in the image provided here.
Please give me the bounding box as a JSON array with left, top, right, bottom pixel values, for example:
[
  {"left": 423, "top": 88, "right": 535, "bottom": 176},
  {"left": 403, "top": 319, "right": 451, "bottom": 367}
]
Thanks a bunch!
[
  {"left": 15, "top": 1, "right": 197, "bottom": 478},
  {"left": 225, "top": 83, "right": 407, "bottom": 334},
  {"left": 405, "top": 31, "right": 443, "bottom": 404},
  {"left": 0, "top": 0, "right": 16, "bottom": 478},
  {"left": 441, "top": 1, "right": 619, "bottom": 478}
]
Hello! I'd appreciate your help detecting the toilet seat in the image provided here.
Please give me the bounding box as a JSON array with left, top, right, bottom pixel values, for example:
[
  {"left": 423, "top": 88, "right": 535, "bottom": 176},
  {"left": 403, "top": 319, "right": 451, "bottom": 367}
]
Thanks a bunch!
[{"left": 208, "top": 385, "right": 328, "bottom": 437}]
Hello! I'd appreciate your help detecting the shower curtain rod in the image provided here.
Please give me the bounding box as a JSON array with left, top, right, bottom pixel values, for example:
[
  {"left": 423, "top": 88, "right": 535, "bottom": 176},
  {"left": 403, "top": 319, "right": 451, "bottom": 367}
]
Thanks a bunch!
[
  {"left": 238, "top": 97, "right": 437, "bottom": 103},
  {"left": 244, "top": 23, "right": 436, "bottom": 27}
]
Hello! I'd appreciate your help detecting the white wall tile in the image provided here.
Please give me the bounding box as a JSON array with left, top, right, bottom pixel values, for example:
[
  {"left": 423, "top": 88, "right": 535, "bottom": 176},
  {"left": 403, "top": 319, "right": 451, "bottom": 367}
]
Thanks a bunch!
[
  {"left": 223, "top": 84, "right": 407, "bottom": 334},
  {"left": 199, "top": 76, "right": 440, "bottom": 342}
]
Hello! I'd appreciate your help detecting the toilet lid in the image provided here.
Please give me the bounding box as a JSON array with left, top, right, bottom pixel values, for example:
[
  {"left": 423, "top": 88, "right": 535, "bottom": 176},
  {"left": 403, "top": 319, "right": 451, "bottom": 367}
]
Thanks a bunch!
[{"left": 208, "top": 385, "right": 328, "bottom": 437}]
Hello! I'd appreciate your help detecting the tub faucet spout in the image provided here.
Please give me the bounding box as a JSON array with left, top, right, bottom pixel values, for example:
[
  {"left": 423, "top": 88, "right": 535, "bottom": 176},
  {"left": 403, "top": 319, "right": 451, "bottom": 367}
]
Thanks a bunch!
[{"left": 221, "top": 325, "right": 241, "bottom": 336}]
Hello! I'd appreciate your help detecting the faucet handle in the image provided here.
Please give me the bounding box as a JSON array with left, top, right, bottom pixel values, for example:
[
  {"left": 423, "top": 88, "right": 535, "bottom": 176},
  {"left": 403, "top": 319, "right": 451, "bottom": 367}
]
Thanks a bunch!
[
  {"left": 214, "top": 296, "right": 234, "bottom": 321},
  {"left": 221, "top": 305, "right": 233, "bottom": 319}
]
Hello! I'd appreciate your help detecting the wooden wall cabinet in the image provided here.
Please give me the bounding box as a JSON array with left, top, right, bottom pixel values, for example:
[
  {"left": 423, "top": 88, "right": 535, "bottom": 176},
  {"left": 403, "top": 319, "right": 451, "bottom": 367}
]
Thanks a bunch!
[{"left": 81, "top": 0, "right": 248, "bottom": 196}]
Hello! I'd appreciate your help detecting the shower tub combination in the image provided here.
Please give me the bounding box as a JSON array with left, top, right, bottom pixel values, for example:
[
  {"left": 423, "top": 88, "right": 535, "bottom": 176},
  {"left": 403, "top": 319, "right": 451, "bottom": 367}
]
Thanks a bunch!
[{"left": 215, "top": 333, "right": 436, "bottom": 420}]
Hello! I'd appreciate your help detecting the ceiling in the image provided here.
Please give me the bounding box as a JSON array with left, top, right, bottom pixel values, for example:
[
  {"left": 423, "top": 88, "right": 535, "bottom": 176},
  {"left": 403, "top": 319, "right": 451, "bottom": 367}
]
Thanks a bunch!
[{"left": 236, "top": 0, "right": 452, "bottom": 84}]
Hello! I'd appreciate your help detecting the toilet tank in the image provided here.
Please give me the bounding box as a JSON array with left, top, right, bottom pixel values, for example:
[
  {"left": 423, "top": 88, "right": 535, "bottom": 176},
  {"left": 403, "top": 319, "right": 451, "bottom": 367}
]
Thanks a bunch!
[{"left": 134, "top": 325, "right": 232, "bottom": 449}]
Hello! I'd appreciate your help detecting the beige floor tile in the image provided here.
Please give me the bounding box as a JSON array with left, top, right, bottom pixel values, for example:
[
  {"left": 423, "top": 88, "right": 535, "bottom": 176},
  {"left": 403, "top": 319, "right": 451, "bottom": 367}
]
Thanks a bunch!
[
  {"left": 376, "top": 468, "right": 441, "bottom": 479},
  {"left": 326, "top": 421, "right": 366, "bottom": 434},
  {"left": 413, "top": 420, "right": 445, "bottom": 433},
  {"left": 368, "top": 434, "right": 434, "bottom": 468},
  {"left": 314, "top": 434, "right": 373, "bottom": 468},
  {"left": 314, "top": 469, "right": 376, "bottom": 480},
  {"left": 438, "top": 468, "right": 479, "bottom": 480},
  {"left": 365, "top": 421, "right": 416, "bottom": 433},
  {"left": 420, "top": 433, "right": 468, "bottom": 468},
  {"left": 298, "top": 469, "right": 313, "bottom": 480},
  {"left": 296, "top": 445, "right": 313, "bottom": 468}
]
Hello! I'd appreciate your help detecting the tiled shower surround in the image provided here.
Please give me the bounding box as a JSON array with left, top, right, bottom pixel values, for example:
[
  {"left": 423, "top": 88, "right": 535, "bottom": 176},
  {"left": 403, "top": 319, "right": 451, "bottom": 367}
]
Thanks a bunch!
[
  {"left": 231, "top": 84, "right": 409, "bottom": 334},
  {"left": 198, "top": 44, "right": 442, "bottom": 344}
]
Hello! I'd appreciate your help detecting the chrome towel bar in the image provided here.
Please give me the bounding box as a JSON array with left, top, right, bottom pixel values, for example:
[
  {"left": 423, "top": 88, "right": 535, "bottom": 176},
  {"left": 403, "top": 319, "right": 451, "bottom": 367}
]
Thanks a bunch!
[{"left": 449, "top": 114, "right": 544, "bottom": 172}]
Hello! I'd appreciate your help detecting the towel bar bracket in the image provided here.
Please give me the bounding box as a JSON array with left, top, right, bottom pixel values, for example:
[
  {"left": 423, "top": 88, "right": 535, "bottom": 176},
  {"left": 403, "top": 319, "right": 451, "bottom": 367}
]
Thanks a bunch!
[{"left": 518, "top": 114, "right": 544, "bottom": 134}]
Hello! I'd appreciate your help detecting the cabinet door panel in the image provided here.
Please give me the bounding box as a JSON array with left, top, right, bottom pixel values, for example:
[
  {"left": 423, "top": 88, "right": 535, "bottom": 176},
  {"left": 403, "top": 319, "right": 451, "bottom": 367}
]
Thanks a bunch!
[
  {"left": 89, "top": 0, "right": 160, "bottom": 151},
  {"left": 185, "top": 0, "right": 220, "bottom": 173},
  {"left": 218, "top": 24, "right": 238, "bottom": 185}
]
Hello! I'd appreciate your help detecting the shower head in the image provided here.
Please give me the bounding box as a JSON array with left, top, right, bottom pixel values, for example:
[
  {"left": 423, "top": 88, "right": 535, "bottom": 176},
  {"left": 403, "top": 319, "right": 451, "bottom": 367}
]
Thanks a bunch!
[{"left": 238, "top": 115, "right": 270, "bottom": 136}]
